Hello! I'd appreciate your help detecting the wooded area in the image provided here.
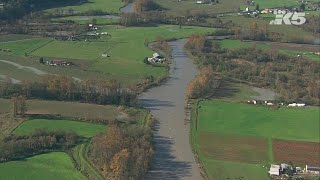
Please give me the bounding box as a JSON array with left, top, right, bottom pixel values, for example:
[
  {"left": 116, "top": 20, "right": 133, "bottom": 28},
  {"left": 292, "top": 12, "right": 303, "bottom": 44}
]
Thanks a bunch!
[
  {"left": 0, "top": 75, "right": 137, "bottom": 106},
  {"left": 185, "top": 35, "right": 320, "bottom": 105},
  {"left": 89, "top": 124, "right": 153, "bottom": 180}
]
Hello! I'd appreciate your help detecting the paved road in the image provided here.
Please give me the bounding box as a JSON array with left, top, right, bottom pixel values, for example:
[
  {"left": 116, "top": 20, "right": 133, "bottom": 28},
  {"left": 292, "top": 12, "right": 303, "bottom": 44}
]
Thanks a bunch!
[{"left": 140, "top": 39, "right": 202, "bottom": 180}]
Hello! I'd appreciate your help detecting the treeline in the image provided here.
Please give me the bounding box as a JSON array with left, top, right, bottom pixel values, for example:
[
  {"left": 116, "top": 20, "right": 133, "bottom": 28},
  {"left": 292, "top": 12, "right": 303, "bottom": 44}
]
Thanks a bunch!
[
  {"left": 0, "top": 75, "right": 137, "bottom": 106},
  {"left": 89, "top": 124, "right": 153, "bottom": 180},
  {"left": 133, "top": 0, "right": 161, "bottom": 13},
  {"left": 0, "top": 129, "right": 78, "bottom": 162},
  {"left": 187, "top": 66, "right": 222, "bottom": 99},
  {"left": 185, "top": 35, "right": 320, "bottom": 105},
  {"left": 0, "top": 0, "right": 80, "bottom": 20},
  {"left": 234, "top": 22, "right": 268, "bottom": 41}
]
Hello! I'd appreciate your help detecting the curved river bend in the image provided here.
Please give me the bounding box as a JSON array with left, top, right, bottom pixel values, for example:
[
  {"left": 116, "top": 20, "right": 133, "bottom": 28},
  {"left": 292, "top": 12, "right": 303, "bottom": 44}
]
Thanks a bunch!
[{"left": 139, "top": 39, "right": 202, "bottom": 179}]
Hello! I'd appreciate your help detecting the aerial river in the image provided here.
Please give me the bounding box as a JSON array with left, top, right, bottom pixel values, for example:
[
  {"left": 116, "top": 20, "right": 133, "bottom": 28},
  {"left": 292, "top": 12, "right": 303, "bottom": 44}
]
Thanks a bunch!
[{"left": 139, "top": 39, "right": 202, "bottom": 179}]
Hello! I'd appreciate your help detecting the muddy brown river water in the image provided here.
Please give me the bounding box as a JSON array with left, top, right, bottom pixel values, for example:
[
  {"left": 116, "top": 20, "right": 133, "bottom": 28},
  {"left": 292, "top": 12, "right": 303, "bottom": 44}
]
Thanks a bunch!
[{"left": 139, "top": 39, "right": 202, "bottom": 179}]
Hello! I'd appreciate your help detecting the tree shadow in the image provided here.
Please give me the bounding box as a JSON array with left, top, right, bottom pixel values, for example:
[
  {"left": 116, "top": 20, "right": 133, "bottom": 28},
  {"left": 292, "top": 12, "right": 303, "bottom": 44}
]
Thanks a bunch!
[
  {"left": 146, "top": 125, "right": 193, "bottom": 179},
  {"left": 211, "top": 80, "right": 240, "bottom": 99},
  {"left": 139, "top": 99, "right": 174, "bottom": 110}
]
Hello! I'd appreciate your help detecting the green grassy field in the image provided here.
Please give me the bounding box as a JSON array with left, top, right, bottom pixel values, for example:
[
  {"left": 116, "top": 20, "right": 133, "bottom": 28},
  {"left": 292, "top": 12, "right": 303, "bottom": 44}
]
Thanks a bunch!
[
  {"left": 191, "top": 100, "right": 319, "bottom": 179},
  {"left": 155, "top": 0, "right": 242, "bottom": 16},
  {"left": 202, "top": 159, "right": 269, "bottom": 180},
  {"left": 0, "top": 34, "right": 37, "bottom": 42},
  {"left": 0, "top": 98, "right": 119, "bottom": 119},
  {"left": 46, "top": 0, "right": 124, "bottom": 14},
  {"left": 51, "top": 16, "right": 119, "bottom": 25},
  {"left": 241, "top": 0, "right": 301, "bottom": 10},
  {"left": 0, "top": 25, "right": 214, "bottom": 86},
  {"left": 0, "top": 152, "right": 86, "bottom": 180},
  {"left": 29, "top": 25, "right": 214, "bottom": 85},
  {"left": 14, "top": 119, "right": 106, "bottom": 137},
  {"left": 198, "top": 100, "right": 320, "bottom": 142},
  {"left": 0, "top": 38, "right": 52, "bottom": 56}
]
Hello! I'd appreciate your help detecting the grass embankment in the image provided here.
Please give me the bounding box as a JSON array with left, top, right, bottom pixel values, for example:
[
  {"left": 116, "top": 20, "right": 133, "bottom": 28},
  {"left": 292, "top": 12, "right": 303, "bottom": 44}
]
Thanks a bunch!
[{"left": 72, "top": 143, "right": 105, "bottom": 180}]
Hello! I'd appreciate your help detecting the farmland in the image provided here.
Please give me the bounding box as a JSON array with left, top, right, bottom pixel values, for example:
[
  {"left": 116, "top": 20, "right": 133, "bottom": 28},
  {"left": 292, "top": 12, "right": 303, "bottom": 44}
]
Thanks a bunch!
[
  {"left": 197, "top": 100, "right": 320, "bottom": 142},
  {"left": 14, "top": 119, "right": 106, "bottom": 138},
  {"left": 154, "top": 0, "right": 242, "bottom": 16},
  {"left": 273, "top": 139, "right": 320, "bottom": 166},
  {"left": 45, "top": 0, "right": 125, "bottom": 14},
  {"left": 217, "top": 39, "right": 320, "bottom": 62},
  {"left": 51, "top": 15, "right": 119, "bottom": 25},
  {"left": 0, "top": 152, "right": 86, "bottom": 180},
  {"left": 0, "top": 25, "right": 214, "bottom": 86},
  {"left": 0, "top": 98, "right": 119, "bottom": 120},
  {"left": 202, "top": 159, "right": 269, "bottom": 180},
  {"left": 191, "top": 100, "right": 320, "bottom": 179},
  {"left": 199, "top": 132, "right": 269, "bottom": 164}
]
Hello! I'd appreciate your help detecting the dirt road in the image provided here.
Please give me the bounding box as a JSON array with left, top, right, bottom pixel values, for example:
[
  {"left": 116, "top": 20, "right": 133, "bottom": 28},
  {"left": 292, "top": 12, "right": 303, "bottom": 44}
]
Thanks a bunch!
[{"left": 139, "top": 39, "right": 202, "bottom": 180}]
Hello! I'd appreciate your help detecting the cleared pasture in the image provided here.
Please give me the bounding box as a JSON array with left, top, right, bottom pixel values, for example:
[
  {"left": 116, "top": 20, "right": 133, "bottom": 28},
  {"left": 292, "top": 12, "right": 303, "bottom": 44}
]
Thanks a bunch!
[
  {"left": 197, "top": 100, "right": 320, "bottom": 142},
  {"left": 51, "top": 16, "right": 119, "bottom": 25},
  {"left": 0, "top": 38, "right": 52, "bottom": 56},
  {"left": 0, "top": 98, "right": 119, "bottom": 120},
  {"left": 202, "top": 159, "right": 269, "bottom": 180},
  {"left": 30, "top": 25, "right": 214, "bottom": 85},
  {"left": 46, "top": 0, "right": 124, "bottom": 14},
  {"left": 154, "top": 0, "right": 242, "bottom": 16},
  {"left": 0, "top": 152, "right": 86, "bottom": 180},
  {"left": 14, "top": 119, "right": 106, "bottom": 138},
  {"left": 199, "top": 132, "right": 269, "bottom": 164}
]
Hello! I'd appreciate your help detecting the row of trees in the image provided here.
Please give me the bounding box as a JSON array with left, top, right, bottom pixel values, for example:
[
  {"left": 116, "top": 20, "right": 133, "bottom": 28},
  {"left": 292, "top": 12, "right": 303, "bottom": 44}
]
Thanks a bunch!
[
  {"left": 234, "top": 22, "right": 268, "bottom": 41},
  {"left": 0, "top": 75, "right": 137, "bottom": 106},
  {"left": 89, "top": 124, "right": 153, "bottom": 180},
  {"left": 11, "top": 96, "right": 27, "bottom": 118},
  {"left": 185, "top": 35, "right": 320, "bottom": 105},
  {"left": 187, "top": 66, "right": 222, "bottom": 99},
  {"left": 0, "top": 129, "right": 78, "bottom": 162},
  {"left": 133, "top": 0, "right": 161, "bottom": 13}
]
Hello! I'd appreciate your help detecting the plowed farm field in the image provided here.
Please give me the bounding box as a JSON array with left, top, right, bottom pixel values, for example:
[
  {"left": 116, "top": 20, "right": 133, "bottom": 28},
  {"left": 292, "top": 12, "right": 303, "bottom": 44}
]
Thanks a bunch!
[
  {"left": 199, "top": 132, "right": 269, "bottom": 164},
  {"left": 273, "top": 139, "right": 320, "bottom": 166}
]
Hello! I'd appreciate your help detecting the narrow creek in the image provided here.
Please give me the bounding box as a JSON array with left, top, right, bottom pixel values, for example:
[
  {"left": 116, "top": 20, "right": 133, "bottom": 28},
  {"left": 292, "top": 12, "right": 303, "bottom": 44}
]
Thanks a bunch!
[{"left": 139, "top": 39, "right": 202, "bottom": 179}]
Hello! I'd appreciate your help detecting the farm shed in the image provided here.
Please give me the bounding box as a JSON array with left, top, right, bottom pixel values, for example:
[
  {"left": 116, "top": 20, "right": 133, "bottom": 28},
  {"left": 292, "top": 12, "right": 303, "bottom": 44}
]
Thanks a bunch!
[
  {"left": 305, "top": 165, "right": 320, "bottom": 174},
  {"left": 269, "top": 164, "right": 280, "bottom": 176}
]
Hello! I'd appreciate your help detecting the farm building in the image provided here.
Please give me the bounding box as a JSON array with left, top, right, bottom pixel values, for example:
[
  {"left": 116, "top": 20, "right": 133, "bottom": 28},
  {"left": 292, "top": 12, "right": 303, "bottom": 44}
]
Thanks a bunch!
[
  {"left": 305, "top": 165, "right": 320, "bottom": 174},
  {"left": 44, "top": 59, "right": 73, "bottom": 66},
  {"left": 147, "top": 53, "right": 166, "bottom": 63},
  {"left": 196, "top": 1, "right": 204, "bottom": 4},
  {"left": 269, "top": 164, "right": 280, "bottom": 176},
  {"left": 287, "top": 103, "right": 306, "bottom": 107}
]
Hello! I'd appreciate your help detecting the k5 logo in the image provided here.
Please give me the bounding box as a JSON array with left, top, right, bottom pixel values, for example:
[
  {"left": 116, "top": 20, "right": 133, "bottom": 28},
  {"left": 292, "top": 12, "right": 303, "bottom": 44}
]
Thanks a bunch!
[{"left": 270, "top": 12, "right": 306, "bottom": 25}]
